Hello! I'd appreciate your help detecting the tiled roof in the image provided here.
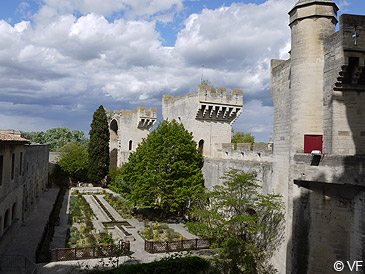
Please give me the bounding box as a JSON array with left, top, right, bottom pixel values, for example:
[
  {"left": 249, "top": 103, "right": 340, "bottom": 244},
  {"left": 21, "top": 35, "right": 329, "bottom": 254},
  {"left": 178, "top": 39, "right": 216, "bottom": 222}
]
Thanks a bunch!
[{"left": 0, "top": 132, "right": 29, "bottom": 143}]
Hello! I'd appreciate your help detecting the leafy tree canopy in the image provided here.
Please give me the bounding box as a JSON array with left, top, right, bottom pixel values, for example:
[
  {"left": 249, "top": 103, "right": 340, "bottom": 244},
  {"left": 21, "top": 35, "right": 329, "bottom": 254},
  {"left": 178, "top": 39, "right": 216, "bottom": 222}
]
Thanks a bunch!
[
  {"left": 21, "top": 127, "right": 88, "bottom": 151},
  {"left": 187, "top": 169, "right": 285, "bottom": 274},
  {"left": 88, "top": 105, "right": 110, "bottom": 183},
  {"left": 231, "top": 130, "right": 255, "bottom": 144},
  {"left": 113, "top": 119, "right": 204, "bottom": 216},
  {"left": 57, "top": 142, "right": 88, "bottom": 182}
]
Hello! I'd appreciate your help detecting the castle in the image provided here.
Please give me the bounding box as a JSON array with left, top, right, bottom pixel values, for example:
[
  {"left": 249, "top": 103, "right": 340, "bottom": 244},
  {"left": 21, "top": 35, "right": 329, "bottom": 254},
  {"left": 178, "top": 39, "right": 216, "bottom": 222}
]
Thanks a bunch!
[{"left": 108, "top": 0, "right": 365, "bottom": 272}]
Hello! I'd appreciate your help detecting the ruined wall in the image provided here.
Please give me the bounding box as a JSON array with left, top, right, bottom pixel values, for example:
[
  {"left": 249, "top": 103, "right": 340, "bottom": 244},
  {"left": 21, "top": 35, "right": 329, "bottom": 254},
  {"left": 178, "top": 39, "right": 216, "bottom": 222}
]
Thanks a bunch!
[{"left": 107, "top": 107, "right": 156, "bottom": 166}]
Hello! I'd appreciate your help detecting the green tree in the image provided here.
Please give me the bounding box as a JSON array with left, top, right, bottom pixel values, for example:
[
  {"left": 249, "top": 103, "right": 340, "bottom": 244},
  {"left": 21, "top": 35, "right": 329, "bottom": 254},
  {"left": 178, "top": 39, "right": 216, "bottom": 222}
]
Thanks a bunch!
[
  {"left": 231, "top": 130, "right": 255, "bottom": 150},
  {"left": 88, "top": 105, "right": 110, "bottom": 183},
  {"left": 21, "top": 131, "right": 46, "bottom": 144},
  {"left": 21, "top": 127, "right": 88, "bottom": 151},
  {"left": 187, "top": 169, "right": 285, "bottom": 274},
  {"left": 57, "top": 143, "right": 88, "bottom": 182},
  {"left": 115, "top": 119, "right": 204, "bottom": 216}
]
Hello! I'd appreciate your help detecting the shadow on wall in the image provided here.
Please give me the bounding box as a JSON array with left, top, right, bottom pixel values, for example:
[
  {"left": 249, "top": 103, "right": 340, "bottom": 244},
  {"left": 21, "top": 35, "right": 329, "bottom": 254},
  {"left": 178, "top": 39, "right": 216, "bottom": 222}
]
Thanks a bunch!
[{"left": 290, "top": 88, "right": 365, "bottom": 273}]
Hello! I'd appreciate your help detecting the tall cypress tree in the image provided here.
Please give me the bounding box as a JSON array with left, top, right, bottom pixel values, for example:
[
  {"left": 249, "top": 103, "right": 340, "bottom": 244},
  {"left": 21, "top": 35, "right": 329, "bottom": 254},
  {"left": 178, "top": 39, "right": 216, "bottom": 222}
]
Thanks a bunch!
[{"left": 88, "top": 105, "right": 110, "bottom": 183}]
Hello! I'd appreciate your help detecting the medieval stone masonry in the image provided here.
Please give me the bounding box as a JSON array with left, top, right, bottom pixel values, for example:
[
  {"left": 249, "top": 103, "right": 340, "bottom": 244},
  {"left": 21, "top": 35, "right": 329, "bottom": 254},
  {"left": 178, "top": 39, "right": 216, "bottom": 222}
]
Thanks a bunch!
[
  {"left": 108, "top": 0, "right": 365, "bottom": 272},
  {"left": 271, "top": 0, "right": 365, "bottom": 273}
]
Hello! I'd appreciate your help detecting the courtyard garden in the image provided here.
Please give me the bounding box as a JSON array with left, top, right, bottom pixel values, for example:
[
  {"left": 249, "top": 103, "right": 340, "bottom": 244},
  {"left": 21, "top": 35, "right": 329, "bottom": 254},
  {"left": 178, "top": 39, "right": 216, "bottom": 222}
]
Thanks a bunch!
[{"left": 64, "top": 188, "right": 191, "bottom": 252}]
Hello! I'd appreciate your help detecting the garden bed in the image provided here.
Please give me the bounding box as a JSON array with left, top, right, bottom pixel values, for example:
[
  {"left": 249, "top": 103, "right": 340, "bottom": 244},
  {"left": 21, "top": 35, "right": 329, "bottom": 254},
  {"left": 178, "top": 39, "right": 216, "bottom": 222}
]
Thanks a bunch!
[
  {"left": 67, "top": 193, "right": 118, "bottom": 248},
  {"left": 139, "top": 222, "right": 182, "bottom": 242}
]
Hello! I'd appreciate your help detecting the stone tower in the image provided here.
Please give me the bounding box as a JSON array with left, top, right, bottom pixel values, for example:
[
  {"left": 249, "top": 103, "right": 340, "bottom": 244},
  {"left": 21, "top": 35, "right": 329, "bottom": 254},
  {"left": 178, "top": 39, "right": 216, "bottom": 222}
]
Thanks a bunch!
[
  {"left": 106, "top": 107, "right": 157, "bottom": 167},
  {"left": 272, "top": 0, "right": 365, "bottom": 273},
  {"left": 162, "top": 85, "right": 243, "bottom": 158},
  {"left": 289, "top": 0, "right": 338, "bottom": 153}
]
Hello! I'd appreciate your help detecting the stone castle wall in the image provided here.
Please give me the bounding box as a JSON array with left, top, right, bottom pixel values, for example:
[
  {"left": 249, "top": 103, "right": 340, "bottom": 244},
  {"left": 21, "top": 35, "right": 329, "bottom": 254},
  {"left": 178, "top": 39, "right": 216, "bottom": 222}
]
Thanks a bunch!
[
  {"left": 271, "top": 1, "right": 365, "bottom": 271},
  {"left": 162, "top": 85, "right": 243, "bottom": 158}
]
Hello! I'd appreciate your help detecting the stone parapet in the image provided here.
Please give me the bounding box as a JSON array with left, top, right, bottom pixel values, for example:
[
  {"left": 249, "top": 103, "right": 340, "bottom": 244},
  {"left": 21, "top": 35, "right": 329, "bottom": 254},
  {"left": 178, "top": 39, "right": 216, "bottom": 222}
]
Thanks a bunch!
[
  {"left": 212, "top": 142, "right": 273, "bottom": 161},
  {"left": 293, "top": 153, "right": 365, "bottom": 186}
]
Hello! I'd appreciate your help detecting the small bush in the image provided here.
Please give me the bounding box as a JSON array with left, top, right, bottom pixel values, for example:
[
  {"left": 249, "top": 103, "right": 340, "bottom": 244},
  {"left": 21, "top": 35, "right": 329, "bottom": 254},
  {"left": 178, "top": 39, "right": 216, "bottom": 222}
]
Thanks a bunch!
[{"left": 89, "top": 256, "right": 210, "bottom": 274}]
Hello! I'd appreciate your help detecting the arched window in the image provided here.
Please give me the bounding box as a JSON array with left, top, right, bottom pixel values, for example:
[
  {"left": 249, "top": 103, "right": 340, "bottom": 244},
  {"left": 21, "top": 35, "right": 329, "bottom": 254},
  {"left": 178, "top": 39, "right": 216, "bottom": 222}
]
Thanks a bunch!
[
  {"left": 11, "top": 203, "right": 16, "bottom": 221},
  {"left": 198, "top": 139, "right": 204, "bottom": 153},
  {"left": 110, "top": 119, "right": 118, "bottom": 135},
  {"left": 129, "top": 140, "right": 133, "bottom": 151}
]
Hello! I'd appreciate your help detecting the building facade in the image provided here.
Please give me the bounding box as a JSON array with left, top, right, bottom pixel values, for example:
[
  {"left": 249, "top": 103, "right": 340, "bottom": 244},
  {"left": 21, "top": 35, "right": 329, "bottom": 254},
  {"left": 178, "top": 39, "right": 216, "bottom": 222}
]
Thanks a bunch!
[{"left": 0, "top": 131, "right": 49, "bottom": 254}]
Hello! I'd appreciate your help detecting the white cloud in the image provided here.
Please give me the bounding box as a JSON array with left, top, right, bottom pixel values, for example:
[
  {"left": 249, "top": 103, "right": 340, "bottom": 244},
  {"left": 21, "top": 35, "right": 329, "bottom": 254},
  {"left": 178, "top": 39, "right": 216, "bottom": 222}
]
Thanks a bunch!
[
  {"left": 0, "top": 0, "right": 296, "bottom": 141},
  {"left": 39, "top": 0, "right": 183, "bottom": 19}
]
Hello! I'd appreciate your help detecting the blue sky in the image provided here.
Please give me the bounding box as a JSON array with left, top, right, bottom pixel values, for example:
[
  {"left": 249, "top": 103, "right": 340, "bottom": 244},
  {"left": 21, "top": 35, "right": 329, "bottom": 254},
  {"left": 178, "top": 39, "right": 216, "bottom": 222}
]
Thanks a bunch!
[{"left": 0, "top": 0, "right": 364, "bottom": 142}]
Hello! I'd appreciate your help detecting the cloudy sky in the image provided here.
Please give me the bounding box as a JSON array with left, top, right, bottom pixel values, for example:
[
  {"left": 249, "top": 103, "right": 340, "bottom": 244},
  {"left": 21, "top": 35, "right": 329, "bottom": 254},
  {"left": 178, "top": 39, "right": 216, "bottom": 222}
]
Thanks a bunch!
[{"left": 0, "top": 0, "right": 363, "bottom": 142}]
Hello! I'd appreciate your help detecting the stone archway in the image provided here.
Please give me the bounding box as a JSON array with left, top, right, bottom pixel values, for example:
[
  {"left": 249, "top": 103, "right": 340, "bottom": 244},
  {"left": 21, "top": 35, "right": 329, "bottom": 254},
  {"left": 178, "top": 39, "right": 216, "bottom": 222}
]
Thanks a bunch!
[{"left": 110, "top": 119, "right": 118, "bottom": 169}]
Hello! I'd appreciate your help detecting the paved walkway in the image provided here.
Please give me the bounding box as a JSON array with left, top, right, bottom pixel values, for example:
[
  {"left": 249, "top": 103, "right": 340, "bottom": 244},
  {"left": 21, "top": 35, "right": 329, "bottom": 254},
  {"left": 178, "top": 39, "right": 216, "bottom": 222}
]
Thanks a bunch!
[
  {"left": 4, "top": 187, "right": 60, "bottom": 261},
  {"left": 50, "top": 189, "right": 70, "bottom": 249}
]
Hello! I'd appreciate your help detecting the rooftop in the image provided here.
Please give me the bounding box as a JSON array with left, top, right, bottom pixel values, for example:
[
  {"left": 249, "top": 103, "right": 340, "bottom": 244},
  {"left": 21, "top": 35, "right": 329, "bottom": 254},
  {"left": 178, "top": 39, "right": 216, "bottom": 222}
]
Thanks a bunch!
[{"left": 0, "top": 132, "right": 29, "bottom": 143}]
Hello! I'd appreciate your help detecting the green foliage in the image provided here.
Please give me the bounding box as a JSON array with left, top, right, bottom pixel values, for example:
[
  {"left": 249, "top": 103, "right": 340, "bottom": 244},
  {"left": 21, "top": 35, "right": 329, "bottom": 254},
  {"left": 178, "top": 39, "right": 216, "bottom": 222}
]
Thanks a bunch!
[
  {"left": 57, "top": 142, "right": 88, "bottom": 182},
  {"left": 187, "top": 169, "right": 285, "bottom": 274},
  {"left": 139, "top": 222, "right": 180, "bottom": 241},
  {"left": 201, "top": 79, "right": 216, "bottom": 93},
  {"left": 89, "top": 256, "right": 210, "bottom": 274},
  {"left": 231, "top": 130, "right": 255, "bottom": 150},
  {"left": 88, "top": 105, "right": 110, "bottom": 183},
  {"left": 116, "top": 119, "right": 204, "bottom": 216},
  {"left": 98, "top": 230, "right": 114, "bottom": 246},
  {"left": 103, "top": 193, "right": 132, "bottom": 218},
  {"left": 108, "top": 167, "right": 126, "bottom": 194},
  {"left": 21, "top": 127, "right": 88, "bottom": 151},
  {"left": 50, "top": 164, "right": 69, "bottom": 186}
]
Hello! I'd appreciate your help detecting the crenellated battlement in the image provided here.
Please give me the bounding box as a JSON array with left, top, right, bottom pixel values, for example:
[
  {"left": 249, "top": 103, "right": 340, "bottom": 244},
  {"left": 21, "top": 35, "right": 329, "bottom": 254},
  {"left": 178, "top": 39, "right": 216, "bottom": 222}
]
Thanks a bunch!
[
  {"left": 107, "top": 107, "right": 157, "bottom": 130},
  {"left": 212, "top": 142, "right": 273, "bottom": 161},
  {"left": 198, "top": 85, "right": 243, "bottom": 106},
  {"left": 196, "top": 85, "right": 243, "bottom": 124}
]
